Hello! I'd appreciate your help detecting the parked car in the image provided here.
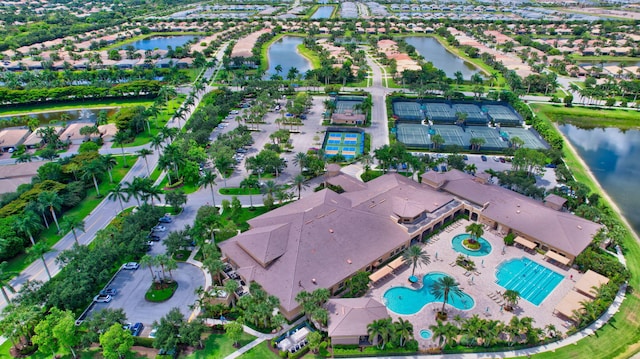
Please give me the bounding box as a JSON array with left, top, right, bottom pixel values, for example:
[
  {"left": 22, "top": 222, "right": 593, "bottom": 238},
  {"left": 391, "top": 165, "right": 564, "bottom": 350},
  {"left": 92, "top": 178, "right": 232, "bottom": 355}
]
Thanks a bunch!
[
  {"left": 131, "top": 322, "right": 144, "bottom": 336},
  {"left": 149, "top": 328, "right": 158, "bottom": 339},
  {"left": 481, "top": 155, "right": 487, "bottom": 162},
  {"left": 230, "top": 110, "right": 239, "bottom": 115},
  {"left": 499, "top": 157, "right": 506, "bottom": 163},
  {"left": 153, "top": 225, "right": 167, "bottom": 232},
  {"left": 94, "top": 294, "right": 112, "bottom": 303},
  {"left": 493, "top": 156, "right": 500, "bottom": 162},
  {"left": 122, "top": 262, "right": 140, "bottom": 270},
  {"left": 158, "top": 216, "right": 172, "bottom": 223},
  {"left": 148, "top": 234, "right": 161, "bottom": 241},
  {"left": 100, "top": 288, "right": 117, "bottom": 296},
  {"left": 462, "top": 155, "right": 468, "bottom": 160}
]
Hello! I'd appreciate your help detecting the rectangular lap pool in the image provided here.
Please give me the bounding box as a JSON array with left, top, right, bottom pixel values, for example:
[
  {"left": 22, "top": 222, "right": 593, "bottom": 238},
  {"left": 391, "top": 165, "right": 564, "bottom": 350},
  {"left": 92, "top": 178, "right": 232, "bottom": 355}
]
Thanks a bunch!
[{"left": 495, "top": 257, "right": 564, "bottom": 306}]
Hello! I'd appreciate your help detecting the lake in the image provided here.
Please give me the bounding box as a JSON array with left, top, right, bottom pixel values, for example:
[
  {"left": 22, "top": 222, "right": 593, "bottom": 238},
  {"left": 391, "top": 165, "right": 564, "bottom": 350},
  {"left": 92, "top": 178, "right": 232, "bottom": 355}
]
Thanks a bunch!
[
  {"left": 265, "top": 37, "right": 311, "bottom": 79},
  {"left": 121, "top": 35, "right": 198, "bottom": 51},
  {"left": 0, "top": 108, "right": 118, "bottom": 123},
  {"left": 559, "top": 124, "right": 640, "bottom": 235},
  {"left": 405, "top": 37, "right": 481, "bottom": 79},
  {"left": 311, "top": 6, "right": 333, "bottom": 19}
]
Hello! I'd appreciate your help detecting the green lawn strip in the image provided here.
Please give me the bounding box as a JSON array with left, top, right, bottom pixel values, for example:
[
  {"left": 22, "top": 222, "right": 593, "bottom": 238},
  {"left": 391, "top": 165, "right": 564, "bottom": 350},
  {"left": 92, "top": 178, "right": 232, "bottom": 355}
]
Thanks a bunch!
[
  {"left": 0, "top": 98, "right": 153, "bottom": 117},
  {"left": 532, "top": 103, "right": 640, "bottom": 130},
  {"left": 157, "top": 176, "right": 199, "bottom": 194},
  {"left": 238, "top": 341, "right": 279, "bottom": 359},
  {"left": 118, "top": 95, "right": 186, "bottom": 148},
  {"left": 297, "top": 43, "right": 321, "bottom": 69},
  {"left": 219, "top": 187, "right": 261, "bottom": 195},
  {"left": 149, "top": 166, "right": 163, "bottom": 182},
  {"left": 145, "top": 280, "right": 178, "bottom": 302},
  {"left": 101, "top": 32, "right": 206, "bottom": 51},
  {"left": 188, "top": 332, "right": 256, "bottom": 359},
  {"left": 569, "top": 55, "right": 640, "bottom": 63},
  {"left": 528, "top": 105, "right": 640, "bottom": 359},
  {"left": 3, "top": 155, "right": 137, "bottom": 274}
]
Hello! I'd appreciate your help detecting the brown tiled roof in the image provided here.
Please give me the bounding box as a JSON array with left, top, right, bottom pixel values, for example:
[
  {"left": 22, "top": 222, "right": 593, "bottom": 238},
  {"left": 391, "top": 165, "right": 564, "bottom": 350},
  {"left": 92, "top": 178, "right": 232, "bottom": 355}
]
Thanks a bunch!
[
  {"left": 326, "top": 174, "right": 367, "bottom": 192},
  {"left": 544, "top": 193, "right": 567, "bottom": 207},
  {"left": 326, "top": 298, "right": 389, "bottom": 337}
]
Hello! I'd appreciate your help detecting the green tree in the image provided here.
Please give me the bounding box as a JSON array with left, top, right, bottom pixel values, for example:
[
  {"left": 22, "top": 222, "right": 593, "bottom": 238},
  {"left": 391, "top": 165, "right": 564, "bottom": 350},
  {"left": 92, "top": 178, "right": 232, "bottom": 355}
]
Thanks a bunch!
[
  {"left": 0, "top": 261, "right": 17, "bottom": 304},
  {"left": 345, "top": 271, "right": 371, "bottom": 297},
  {"left": 502, "top": 289, "right": 520, "bottom": 311},
  {"left": 102, "top": 154, "right": 118, "bottom": 183},
  {"left": 108, "top": 183, "right": 128, "bottom": 211},
  {"left": 367, "top": 318, "right": 393, "bottom": 349},
  {"left": 153, "top": 308, "right": 184, "bottom": 351},
  {"left": 82, "top": 159, "right": 105, "bottom": 197},
  {"left": 464, "top": 223, "right": 484, "bottom": 245},
  {"left": 402, "top": 245, "right": 431, "bottom": 276},
  {"left": 140, "top": 254, "right": 158, "bottom": 282},
  {"left": 394, "top": 318, "right": 413, "bottom": 347},
  {"left": 293, "top": 174, "right": 308, "bottom": 200},
  {"left": 113, "top": 132, "right": 129, "bottom": 168},
  {"left": 239, "top": 177, "right": 259, "bottom": 208},
  {"left": 14, "top": 210, "right": 43, "bottom": 245},
  {"left": 431, "top": 133, "right": 445, "bottom": 150},
  {"left": 307, "top": 330, "right": 323, "bottom": 353},
  {"left": 225, "top": 321, "right": 244, "bottom": 347},
  {"left": 61, "top": 216, "right": 85, "bottom": 246},
  {"left": 430, "top": 319, "right": 459, "bottom": 349},
  {"left": 165, "top": 189, "right": 187, "bottom": 213},
  {"left": 52, "top": 309, "right": 80, "bottom": 358},
  {"left": 38, "top": 191, "right": 62, "bottom": 231},
  {"left": 198, "top": 170, "right": 218, "bottom": 207},
  {"left": 431, "top": 275, "right": 464, "bottom": 313},
  {"left": 100, "top": 323, "right": 134, "bottom": 359},
  {"left": 27, "top": 241, "right": 52, "bottom": 279},
  {"left": 138, "top": 148, "right": 154, "bottom": 177}
]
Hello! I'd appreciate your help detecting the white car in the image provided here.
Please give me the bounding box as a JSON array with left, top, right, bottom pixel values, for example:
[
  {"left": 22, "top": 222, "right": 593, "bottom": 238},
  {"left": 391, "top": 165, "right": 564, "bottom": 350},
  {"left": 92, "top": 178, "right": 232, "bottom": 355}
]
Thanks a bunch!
[
  {"left": 94, "top": 294, "right": 112, "bottom": 303},
  {"left": 230, "top": 110, "right": 239, "bottom": 114},
  {"left": 122, "top": 262, "right": 140, "bottom": 270},
  {"left": 149, "top": 328, "right": 158, "bottom": 339},
  {"left": 153, "top": 225, "right": 167, "bottom": 232}
]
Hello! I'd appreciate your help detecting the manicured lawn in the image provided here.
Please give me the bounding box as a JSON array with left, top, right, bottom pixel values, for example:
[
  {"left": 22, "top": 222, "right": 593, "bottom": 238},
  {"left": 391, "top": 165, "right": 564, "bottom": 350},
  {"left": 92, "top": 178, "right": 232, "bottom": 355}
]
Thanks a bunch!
[
  {"left": 3, "top": 155, "right": 137, "bottom": 274},
  {"left": 531, "top": 103, "right": 640, "bottom": 130},
  {"left": 118, "top": 95, "right": 186, "bottom": 148},
  {"left": 158, "top": 177, "right": 199, "bottom": 194},
  {"left": 297, "top": 43, "right": 321, "bottom": 68},
  {"left": 238, "top": 341, "right": 279, "bottom": 359},
  {"left": 0, "top": 98, "right": 153, "bottom": 116},
  {"left": 187, "top": 332, "right": 255, "bottom": 359},
  {"left": 234, "top": 206, "right": 271, "bottom": 231},
  {"left": 145, "top": 280, "right": 178, "bottom": 302}
]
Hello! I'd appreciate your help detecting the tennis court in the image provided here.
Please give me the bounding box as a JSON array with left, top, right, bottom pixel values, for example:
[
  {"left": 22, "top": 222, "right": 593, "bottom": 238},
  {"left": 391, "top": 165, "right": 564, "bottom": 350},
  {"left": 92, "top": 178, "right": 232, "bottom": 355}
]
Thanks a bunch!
[
  {"left": 452, "top": 104, "right": 488, "bottom": 125},
  {"left": 431, "top": 125, "right": 467, "bottom": 147},
  {"left": 423, "top": 103, "right": 456, "bottom": 123},
  {"left": 467, "top": 127, "right": 508, "bottom": 150},
  {"left": 322, "top": 130, "right": 365, "bottom": 159},
  {"left": 335, "top": 96, "right": 365, "bottom": 114},
  {"left": 484, "top": 105, "right": 522, "bottom": 126},
  {"left": 396, "top": 123, "right": 431, "bottom": 147},
  {"left": 500, "top": 127, "right": 548, "bottom": 149},
  {"left": 393, "top": 101, "right": 424, "bottom": 121}
]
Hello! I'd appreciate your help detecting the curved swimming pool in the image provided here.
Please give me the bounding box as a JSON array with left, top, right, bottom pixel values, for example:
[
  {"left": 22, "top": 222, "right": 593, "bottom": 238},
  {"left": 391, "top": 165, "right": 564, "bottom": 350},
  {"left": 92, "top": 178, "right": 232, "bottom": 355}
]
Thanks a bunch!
[
  {"left": 383, "top": 272, "right": 474, "bottom": 315},
  {"left": 451, "top": 234, "right": 492, "bottom": 257}
]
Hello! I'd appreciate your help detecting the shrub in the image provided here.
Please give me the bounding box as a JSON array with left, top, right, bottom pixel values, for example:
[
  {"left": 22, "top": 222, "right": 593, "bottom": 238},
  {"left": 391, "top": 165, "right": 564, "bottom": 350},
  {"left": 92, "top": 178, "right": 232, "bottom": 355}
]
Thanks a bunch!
[{"left": 504, "top": 233, "right": 515, "bottom": 246}]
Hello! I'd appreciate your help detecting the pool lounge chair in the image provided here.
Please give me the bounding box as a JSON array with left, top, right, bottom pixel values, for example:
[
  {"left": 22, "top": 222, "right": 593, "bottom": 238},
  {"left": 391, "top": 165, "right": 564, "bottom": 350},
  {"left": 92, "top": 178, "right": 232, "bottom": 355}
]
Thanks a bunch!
[
  {"left": 464, "top": 271, "right": 472, "bottom": 277},
  {"left": 449, "top": 261, "right": 457, "bottom": 267}
]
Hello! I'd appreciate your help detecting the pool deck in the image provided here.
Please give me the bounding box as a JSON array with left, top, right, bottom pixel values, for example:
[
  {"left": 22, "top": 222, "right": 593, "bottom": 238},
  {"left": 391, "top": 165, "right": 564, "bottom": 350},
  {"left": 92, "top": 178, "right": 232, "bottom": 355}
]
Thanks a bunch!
[{"left": 367, "top": 219, "right": 582, "bottom": 350}]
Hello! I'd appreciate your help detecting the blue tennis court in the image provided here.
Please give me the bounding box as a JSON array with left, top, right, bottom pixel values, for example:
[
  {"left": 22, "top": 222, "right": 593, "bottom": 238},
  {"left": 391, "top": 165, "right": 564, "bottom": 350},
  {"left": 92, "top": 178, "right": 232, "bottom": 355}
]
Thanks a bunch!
[
  {"left": 345, "top": 133, "right": 358, "bottom": 138},
  {"left": 328, "top": 139, "right": 341, "bottom": 144},
  {"left": 326, "top": 146, "right": 339, "bottom": 151},
  {"left": 343, "top": 147, "right": 356, "bottom": 152},
  {"left": 323, "top": 131, "right": 364, "bottom": 160},
  {"left": 344, "top": 140, "right": 357, "bottom": 145}
]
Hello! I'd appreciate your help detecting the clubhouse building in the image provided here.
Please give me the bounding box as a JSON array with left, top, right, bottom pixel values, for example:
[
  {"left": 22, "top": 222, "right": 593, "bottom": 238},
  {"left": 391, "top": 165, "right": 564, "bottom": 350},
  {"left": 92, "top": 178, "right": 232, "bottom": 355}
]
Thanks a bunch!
[{"left": 219, "top": 170, "right": 601, "bottom": 320}]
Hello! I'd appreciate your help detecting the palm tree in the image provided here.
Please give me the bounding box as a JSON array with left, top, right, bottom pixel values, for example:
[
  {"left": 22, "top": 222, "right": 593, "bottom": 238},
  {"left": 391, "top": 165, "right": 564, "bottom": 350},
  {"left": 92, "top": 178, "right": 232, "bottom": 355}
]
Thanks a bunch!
[
  {"left": 394, "top": 318, "right": 413, "bottom": 347},
  {"left": 101, "top": 154, "right": 118, "bottom": 183},
  {"left": 431, "top": 133, "right": 445, "bottom": 150},
  {"left": 464, "top": 222, "right": 484, "bottom": 245},
  {"left": 137, "top": 148, "right": 154, "bottom": 177},
  {"left": 13, "top": 211, "right": 43, "bottom": 245},
  {"left": 61, "top": 216, "right": 85, "bottom": 246},
  {"left": 293, "top": 152, "right": 307, "bottom": 174},
  {"left": 140, "top": 254, "right": 157, "bottom": 282},
  {"left": 367, "top": 318, "right": 393, "bottom": 349},
  {"left": 150, "top": 134, "right": 164, "bottom": 152},
  {"left": 165, "top": 257, "right": 178, "bottom": 281},
  {"left": 198, "top": 170, "right": 218, "bottom": 207},
  {"left": 82, "top": 159, "right": 105, "bottom": 197},
  {"left": 293, "top": 174, "right": 308, "bottom": 200},
  {"left": 224, "top": 279, "right": 239, "bottom": 307},
  {"left": 239, "top": 177, "right": 258, "bottom": 208},
  {"left": 157, "top": 85, "right": 177, "bottom": 105},
  {"left": 430, "top": 275, "right": 464, "bottom": 314},
  {"left": 0, "top": 261, "right": 17, "bottom": 304},
  {"left": 430, "top": 320, "right": 459, "bottom": 350},
  {"left": 27, "top": 241, "right": 52, "bottom": 279},
  {"left": 38, "top": 191, "right": 62, "bottom": 231},
  {"left": 402, "top": 245, "right": 430, "bottom": 276},
  {"left": 108, "top": 183, "right": 128, "bottom": 211},
  {"left": 502, "top": 289, "right": 520, "bottom": 311},
  {"left": 113, "top": 131, "right": 129, "bottom": 168},
  {"left": 203, "top": 256, "right": 225, "bottom": 285}
]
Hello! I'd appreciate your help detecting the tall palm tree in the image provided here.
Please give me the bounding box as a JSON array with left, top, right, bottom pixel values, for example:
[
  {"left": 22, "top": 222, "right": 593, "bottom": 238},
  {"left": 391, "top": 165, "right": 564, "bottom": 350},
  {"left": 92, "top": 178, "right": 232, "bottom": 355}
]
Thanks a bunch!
[
  {"left": 0, "top": 261, "right": 17, "bottom": 304},
  {"left": 198, "top": 170, "right": 218, "bottom": 207},
  {"left": 239, "top": 177, "right": 258, "bottom": 208},
  {"left": 293, "top": 152, "right": 307, "bottom": 174},
  {"left": 161, "top": 127, "right": 178, "bottom": 142},
  {"left": 203, "top": 256, "right": 225, "bottom": 285},
  {"left": 113, "top": 131, "right": 129, "bottom": 168},
  {"left": 61, "top": 216, "right": 85, "bottom": 246},
  {"left": 431, "top": 275, "right": 464, "bottom": 313},
  {"left": 367, "top": 318, "right": 393, "bottom": 349},
  {"left": 140, "top": 254, "right": 157, "bottom": 282},
  {"left": 402, "top": 245, "right": 431, "bottom": 276},
  {"left": 150, "top": 134, "right": 164, "bottom": 152},
  {"left": 38, "top": 191, "right": 62, "bottom": 231},
  {"left": 394, "top": 318, "right": 413, "bottom": 347},
  {"left": 27, "top": 241, "right": 52, "bottom": 279},
  {"left": 101, "top": 154, "right": 118, "bottom": 183},
  {"left": 108, "top": 183, "right": 128, "bottom": 211},
  {"left": 137, "top": 148, "right": 154, "bottom": 177},
  {"left": 82, "top": 159, "right": 105, "bottom": 197},
  {"left": 25, "top": 200, "right": 49, "bottom": 229},
  {"left": 464, "top": 222, "right": 484, "bottom": 245},
  {"left": 13, "top": 211, "right": 42, "bottom": 245},
  {"left": 165, "top": 257, "right": 178, "bottom": 281},
  {"left": 293, "top": 174, "right": 308, "bottom": 200},
  {"left": 502, "top": 289, "right": 520, "bottom": 311},
  {"left": 429, "top": 320, "right": 459, "bottom": 349}
]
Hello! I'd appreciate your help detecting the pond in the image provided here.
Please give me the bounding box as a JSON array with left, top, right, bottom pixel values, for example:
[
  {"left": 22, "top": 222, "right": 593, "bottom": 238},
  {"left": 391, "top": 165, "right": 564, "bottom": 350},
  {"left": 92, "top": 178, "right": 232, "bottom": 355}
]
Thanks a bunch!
[
  {"left": 404, "top": 37, "right": 481, "bottom": 79},
  {"left": 120, "top": 35, "right": 198, "bottom": 51},
  {"left": 310, "top": 6, "right": 333, "bottom": 19},
  {"left": 558, "top": 124, "right": 640, "bottom": 236},
  {"left": 264, "top": 37, "right": 311, "bottom": 79},
  {"left": 0, "top": 108, "right": 118, "bottom": 124}
]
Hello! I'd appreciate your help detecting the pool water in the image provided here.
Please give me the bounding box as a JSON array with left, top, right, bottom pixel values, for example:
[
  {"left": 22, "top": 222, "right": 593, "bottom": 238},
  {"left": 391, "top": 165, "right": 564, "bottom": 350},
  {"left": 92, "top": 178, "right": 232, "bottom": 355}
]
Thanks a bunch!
[
  {"left": 383, "top": 272, "right": 474, "bottom": 315},
  {"left": 420, "top": 329, "right": 432, "bottom": 339},
  {"left": 451, "top": 234, "right": 492, "bottom": 257},
  {"left": 495, "top": 257, "right": 564, "bottom": 306}
]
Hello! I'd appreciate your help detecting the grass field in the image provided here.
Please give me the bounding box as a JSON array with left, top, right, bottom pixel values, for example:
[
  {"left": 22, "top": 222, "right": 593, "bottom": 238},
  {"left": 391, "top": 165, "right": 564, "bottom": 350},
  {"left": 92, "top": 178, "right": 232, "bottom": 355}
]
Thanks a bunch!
[
  {"left": 187, "top": 332, "right": 256, "bottom": 359},
  {"left": 530, "top": 105, "right": 640, "bottom": 359},
  {"left": 118, "top": 94, "right": 186, "bottom": 148},
  {"left": 531, "top": 103, "right": 640, "bottom": 129},
  {"left": 0, "top": 98, "right": 154, "bottom": 117}
]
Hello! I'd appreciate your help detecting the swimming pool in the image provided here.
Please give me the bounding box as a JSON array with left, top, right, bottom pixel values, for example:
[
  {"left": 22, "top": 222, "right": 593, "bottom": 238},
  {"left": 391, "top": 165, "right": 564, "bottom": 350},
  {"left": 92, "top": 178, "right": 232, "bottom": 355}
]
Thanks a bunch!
[
  {"left": 495, "top": 257, "right": 564, "bottom": 306},
  {"left": 419, "top": 329, "right": 432, "bottom": 339},
  {"left": 451, "top": 234, "right": 492, "bottom": 257},
  {"left": 383, "top": 272, "right": 474, "bottom": 315}
]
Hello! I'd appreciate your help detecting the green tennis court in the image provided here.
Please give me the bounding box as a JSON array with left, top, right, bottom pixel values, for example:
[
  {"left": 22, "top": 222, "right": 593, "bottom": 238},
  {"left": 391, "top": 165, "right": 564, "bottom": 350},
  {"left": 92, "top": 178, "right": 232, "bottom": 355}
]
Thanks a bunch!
[
  {"left": 393, "top": 101, "right": 424, "bottom": 121},
  {"left": 397, "top": 123, "right": 431, "bottom": 147},
  {"left": 466, "top": 127, "right": 508, "bottom": 150},
  {"left": 499, "top": 127, "right": 548, "bottom": 149}
]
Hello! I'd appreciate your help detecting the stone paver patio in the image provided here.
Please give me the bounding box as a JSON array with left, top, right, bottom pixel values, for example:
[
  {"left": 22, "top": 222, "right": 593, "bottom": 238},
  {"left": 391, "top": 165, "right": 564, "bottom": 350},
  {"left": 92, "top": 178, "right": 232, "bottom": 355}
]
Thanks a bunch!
[{"left": 367, "top": 219, "right": 581, "bottom": 350}]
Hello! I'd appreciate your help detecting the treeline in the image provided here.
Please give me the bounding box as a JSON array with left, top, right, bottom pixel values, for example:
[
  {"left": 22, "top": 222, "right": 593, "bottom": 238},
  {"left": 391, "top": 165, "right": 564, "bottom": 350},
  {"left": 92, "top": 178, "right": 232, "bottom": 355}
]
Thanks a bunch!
[{"left": 0, "top": 80, "right": 162, "bottom": 105}]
